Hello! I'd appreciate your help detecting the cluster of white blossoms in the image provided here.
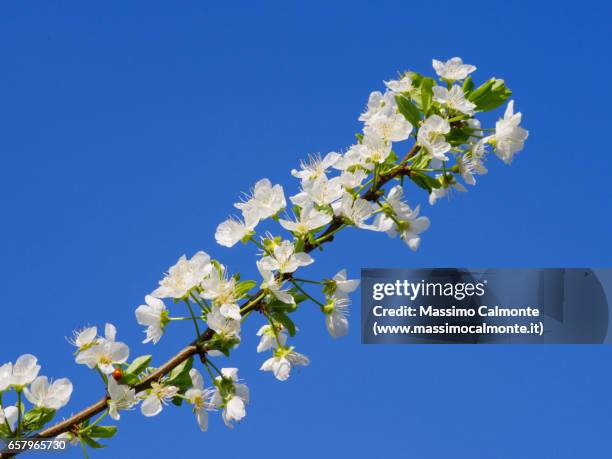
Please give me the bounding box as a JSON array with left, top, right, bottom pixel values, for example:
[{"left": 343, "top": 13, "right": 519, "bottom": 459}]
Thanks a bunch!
[
  {"left": 0, "top": 354, "right": 72, "bottom": 436},
  {"left": 2, "top": 59, "right": 528, "bottom": 454}
]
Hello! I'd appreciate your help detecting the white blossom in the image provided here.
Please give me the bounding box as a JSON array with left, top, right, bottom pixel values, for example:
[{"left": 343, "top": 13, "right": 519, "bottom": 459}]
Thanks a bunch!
[
  {"left": 324, "top": 296, "right": 351, "bottom": 338},
  {"left": 234, "top": 178, "right": 286, "bottom": 223},
  {"left": 139, "top": 382, "right": 179, "bottom": 417},
  {"left": 384, "top": 74, "right": 414, "bottom": 94},
  {"left": 490, "top": 100, "right": 529, "bottom": 164},
  {"left": 0, "top": 406, "right": 18, "bottom": 431},
  {"left": 364, "top": 107, "right": 413, "bottom": 142},
  {"left": 291, "top": 152, "right": 341, "bottom": 183},
  {"left": 375, "top": 187, "right": 431, "bottom": 250},
  {"left": 336, "top": 194, "right": 379, "bottom": 231},
  {"left": 432, "top": 57, "right": 476, "bottom": 80},
  {"left": 259, "top": 240, "right": 314, "bottom": 274},
  {"left": 75, "top": 340, "right": 129, "bottom": 374},
  {"left": 24, "top": 376, "right": 73, "bottom": 410},
  {"left": 107, "top": 378, "right": 137, "bottom": 420},
  {"left": 185, "top": 369, "right": 214, "bottom": 432},
  {"left": 330, "top": 269, "right": 360, "bottom": 298},
  {"left": 417, "top": 114, "right": 451, "bottom": 161},
  {"left": 290, "top": 175, "right": 344, "bottom": 207},
  {"left": 333, "top": 144, "right": 369, "bottom": 171},
  {"left": 206, "top": 306, "right": 241, "bottom": 340},
  {"left": 211, "top": 368, "right": 249, "bottom": 428},
  {"left": 358, "top": 135, "right": 393, "bottom": 167},
  {"left": 152, "top": 251, "right": 212, "bottom": 299},
  {"left": 279, "top": 205, "right": 331, "bottom": 236},
  {"left": 69, "top": 326, "right": 98, "bottom": 350},
  {"left": 0, "top": 363, "right": 13, "bottom": 392},
  {"left": 260, "top": 348, "right": 310, "bottom": 381},
  {"left": 256, "top": 260, "right": 295, "bottom": 306},
  {"left": 359, "top": 90, "right": 397, "bottom": 123},
  {"left": 200, "top": 268, "right": 240, "bottom": 320},
  {"left": 215, "top": 216, "right": 257, "bottom": 248},
  {"left": 432, "top": 85, "right": 476, "bottom": 115},
  {"left": 428, "top": 174, "right": 467, "bottom": 205},
  {"left": 10, "top": 354, "right": 41, "bottom": 387},
  {"left": 339, "top": 169, "right": 367, "bottom": 189},
  {"left": 256, "top": 325, "right": 287, "bottom": 353},
  {"left": 135, "top": 295, "right": 168, "bottom": 344}
]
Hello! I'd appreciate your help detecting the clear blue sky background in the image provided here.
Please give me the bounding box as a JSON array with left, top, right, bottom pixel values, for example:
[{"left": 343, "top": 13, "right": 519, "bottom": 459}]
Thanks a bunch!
[{"left": 1, "top": 1, "right": 611, "bottom": 458}]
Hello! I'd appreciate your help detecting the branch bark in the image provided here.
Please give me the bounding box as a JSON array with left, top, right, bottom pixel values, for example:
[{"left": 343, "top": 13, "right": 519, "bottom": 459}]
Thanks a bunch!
[{"left": 0, "top": 144, "right": 419, "bottom": 457}]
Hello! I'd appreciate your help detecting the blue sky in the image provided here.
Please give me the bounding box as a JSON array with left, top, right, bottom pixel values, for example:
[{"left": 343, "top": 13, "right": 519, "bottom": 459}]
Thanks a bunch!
[{"left": 1, "top": 1, "right": 611, "bottom": 458}]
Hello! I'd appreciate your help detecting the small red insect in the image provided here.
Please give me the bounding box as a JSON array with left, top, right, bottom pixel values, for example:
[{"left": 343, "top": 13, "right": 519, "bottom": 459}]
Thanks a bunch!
[{"left": 112, "top": 368, "right": 122, "bottom": 381}]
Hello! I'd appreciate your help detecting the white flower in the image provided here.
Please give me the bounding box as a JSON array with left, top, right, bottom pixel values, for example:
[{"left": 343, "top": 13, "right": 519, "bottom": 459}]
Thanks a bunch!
[
  {"left": 152, "top": 251, "right": 212, "bottom": 299},
  {"left": 0, "top": 363, "right": 13, "bottom": 392},
  {"left": 139, "top": 382, "right": 179, "bottom": 417},
  {"left": 259, "top": 240, "right": 314, "bottom": 274},
  {"left": 211, "top": 368, "right": 249, "bottom": 428},
  {"left": 335, "top": 194, "right": 379, "bottom": 231},
  {"left": 375, "top": 191, "right": 431, "bottom": 250},
  {"left": 107, "top": 378, "right": 137, "bottom": 420},
  {"left": 364, "top": 107, "right": 413, "bottom": 142},
  {"left": 333, "top": 144, "right": 369, "bottom": 171},
  {"left": 206, "top": 306, "right": 241, "bottom": 340},
  {"left": 256, "top": 324, "right": 287, "bottom": 353},
  {"left": 55, "top": 432, "right": 79, "bottom": 446},
  {"left": 339, "top": 169, "right": 367, "bottom": 189},
  {"left": 358, "top": 134, "right": 393, "bottom": 167},
  {"left": 24, "top": 376, "right": 73, "bottom": 410},
  {"left": 428, "top": 174, "right": 467, "bottom": 205},
  {"left": 75, "top": 340, "right": 129, "bottom": 374},
  {"left": 330, "top": 269, "right": 360, "bottom": 298},
  {"left": 201, "top": 268, "right": 240, "bottom": 320},
  {"left": 10, "top": 354, "right": 41, "bottom": 387},
  {"left": 491, "top": 100, "right": 529, "bottom": 164},
  {"left": 417, "top": 115, "right": 451, "bottom": 161},
  {"left": 69, "top": 326, "right": 98, "bottom": 350},
  {"left": 324, "top": 296, "right": 351, "bottom": 338},
  {"left": 384, "top": 74, "right": 414, "bottom": 94},
  {"left": 256, "top": 260, "right": 295, "bottom": 306},
  {"left": 103, "top": 323, "right": 117, "bottom": 342},
  {"left": 359, "top": 90, "right": 397, "bottom": 123},
  {"left": 291, "top": 152, "right": 341, "bottom": 183},
  {"left": 234, "top": 178, "right": 286, "bottom": 223},
  {"left": 0, "top": 406, "right": 18, "bottom": 431},
  {"left": 456, "top": 155, "right": 477, "bottom": 186},
  {"left": 215, "top": 216, "right": 257, "bottom": 248},
  {"left": 290, "top": 175, "right": 344, "bottom": 207},
  {"left": 135, "top": 295, "right": 168, "bottom": 344},
  {"left": 432, "top": 57, "right": 476, "bottom": 80},
  {"left": 279, "top": 205, "right": 332, "bottom": 236},
  {"left": 185, "top": 369, "right": 214, "bottom": 432},
  {"left": 432, "top": 85, "right": 476, "bottom": 115},
  {"left": 260, "top": 348, "right": 310, "bottom": 381}
]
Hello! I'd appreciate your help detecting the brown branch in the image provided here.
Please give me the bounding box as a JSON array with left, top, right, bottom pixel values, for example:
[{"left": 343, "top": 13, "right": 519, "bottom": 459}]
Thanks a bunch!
[{"left": 0, "top": 143, "right": 420, "bottom": 458}]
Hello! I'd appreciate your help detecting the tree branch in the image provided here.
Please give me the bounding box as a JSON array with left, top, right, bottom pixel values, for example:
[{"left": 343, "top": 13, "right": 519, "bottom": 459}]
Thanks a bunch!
[{"left": 0, "top": 143, "right": 420, "bottom": 458}]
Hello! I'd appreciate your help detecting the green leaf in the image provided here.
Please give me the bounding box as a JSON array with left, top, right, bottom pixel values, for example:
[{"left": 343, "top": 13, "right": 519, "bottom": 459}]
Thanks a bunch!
[
  {"left": 419, "top": 78, "right": 435, "bottom": 116},
  {"left": 81, "top": 435, "right": 105, "bottom": 449},
  {"left": 271, "top": 311, "right": 296, "bottom": 336},
  {"left": 22, "top": 407, "right": 55, "bottom": 432},
  {"left": 462, "top": 76, "right": 474, "bottom": 95},
  {"left": 126, "top": 355, "right": 152, "bottom": 376},
  {"left": 468, "top": 78, "right": 511, "bottom": 111},
  {"left": 88, "top": 425, "right": 117, "bottom": 439},
  {"left": 410, "top": 172, "right": 441, "bottom": 193},
  {"left": 172, "top": 395, "right": 183, "bottom": 406},
  {"left": 119, "top": 373, "right": 139, "bottom": 385},
  {"left": 395, "top": 95, "right": 420, "bottom": 127},
  {"left": 235, "top": 280, "right": 256, "bottom": 298},
  {"left": 166, "top": 357, "right": 193, "bottom": 389}
]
